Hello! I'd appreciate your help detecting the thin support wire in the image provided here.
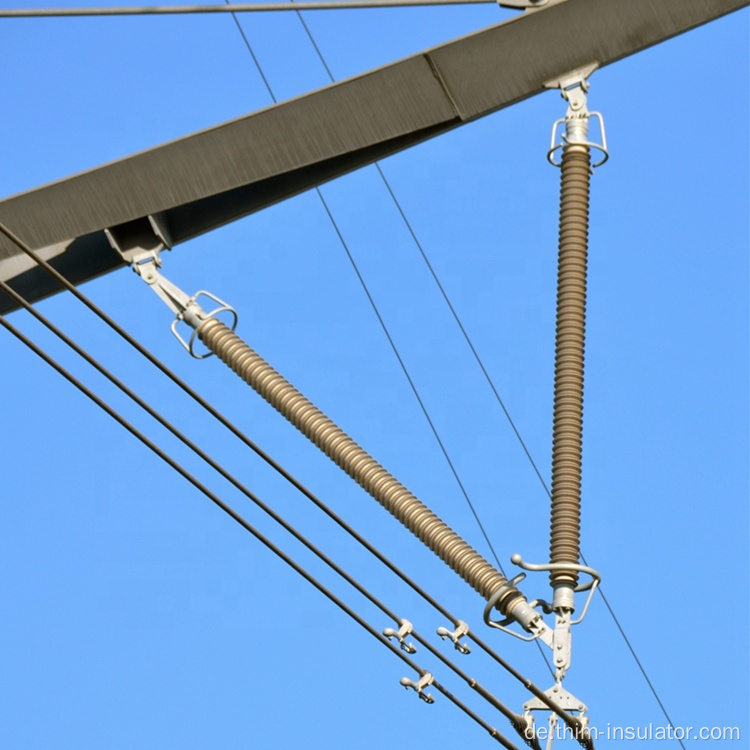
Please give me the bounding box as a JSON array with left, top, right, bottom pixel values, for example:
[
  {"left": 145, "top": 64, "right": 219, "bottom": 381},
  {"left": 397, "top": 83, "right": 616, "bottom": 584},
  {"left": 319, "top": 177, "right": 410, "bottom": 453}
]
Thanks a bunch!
[
  {"left": 290, "top": 2, "right": 560, "bottom": 675},
  {"left": 0, "top": 311, "right": 521, "bottom": 750},
  {"left": 0, "top": 220, "right": 544, "bottom": 713},
  {"left": 2, "top": 274, "right": 539, "bottom": 747},
  {"left": 373, "top": 162, "right": 551, "bottom": 495},
  {"left": 0, "top": 0, "right": 498, "bottom": 18},
  {"left": 287, "top": 11, "right": 681, "bottom": 729}
]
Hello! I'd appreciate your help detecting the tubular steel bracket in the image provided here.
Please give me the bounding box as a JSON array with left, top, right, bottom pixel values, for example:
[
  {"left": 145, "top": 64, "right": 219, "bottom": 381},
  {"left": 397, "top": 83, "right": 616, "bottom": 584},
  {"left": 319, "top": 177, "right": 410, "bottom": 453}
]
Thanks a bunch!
[
  {"left": 383, "top": 619, "right": 417, "bottom": 654},
  {"left": 399, "top": 673, "right": 435, "bottom": 704},
  {"left": 436, "top": 620, "right": 471, "bottom": 654}
]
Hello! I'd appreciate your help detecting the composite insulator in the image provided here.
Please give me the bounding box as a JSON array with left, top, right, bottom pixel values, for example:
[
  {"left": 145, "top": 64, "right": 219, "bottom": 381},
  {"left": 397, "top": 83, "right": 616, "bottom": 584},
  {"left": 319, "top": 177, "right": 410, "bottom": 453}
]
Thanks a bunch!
[
  {"left": 549, "top": 142, "right": 590, "bottom": 593},
  {"left": 197, "top": 317, "right": 527, "bottom": 616}
]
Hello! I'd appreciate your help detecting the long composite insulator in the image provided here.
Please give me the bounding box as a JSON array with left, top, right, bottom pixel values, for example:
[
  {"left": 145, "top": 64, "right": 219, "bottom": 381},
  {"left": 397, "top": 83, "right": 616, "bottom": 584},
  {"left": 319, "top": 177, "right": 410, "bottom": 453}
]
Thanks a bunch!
[
  {"left": 198, "top": 317, "right": 525, "bottom": 614},
  {"left": 549, "top": 143, "right": 590, "bottom": 591}
]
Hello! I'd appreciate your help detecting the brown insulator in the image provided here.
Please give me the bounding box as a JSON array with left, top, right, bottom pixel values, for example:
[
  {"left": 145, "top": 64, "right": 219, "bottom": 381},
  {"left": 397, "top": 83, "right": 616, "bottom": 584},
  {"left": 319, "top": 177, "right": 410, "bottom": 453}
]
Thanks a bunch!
[
  {"left": 549, "top": 143, "right": 590, "bottom": 591},
  {"left": 198, "top": 317, "right": 526, "bottom": 615}
]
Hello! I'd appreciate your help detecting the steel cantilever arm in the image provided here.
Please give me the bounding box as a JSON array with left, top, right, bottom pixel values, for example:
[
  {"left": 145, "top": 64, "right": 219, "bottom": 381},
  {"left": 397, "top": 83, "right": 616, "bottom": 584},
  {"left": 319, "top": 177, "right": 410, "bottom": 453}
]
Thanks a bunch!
[{"left": 0, "top": 0, "right": 745, "bottom": 312}]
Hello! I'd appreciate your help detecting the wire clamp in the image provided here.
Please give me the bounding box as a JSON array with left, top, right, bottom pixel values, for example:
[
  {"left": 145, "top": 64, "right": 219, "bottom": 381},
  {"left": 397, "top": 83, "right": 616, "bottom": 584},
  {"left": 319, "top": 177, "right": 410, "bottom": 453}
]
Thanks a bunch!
[
  {"left": 436, "top": 620, "right": 471, "bottom": 654},
  {"left": 399, "top": 673, "right": 435, "bottom": 704},
  {"left": 383, "top": 619, "right": 417, "bottom": 653},
  {"left": 545, "top": 64, "right": 608, "bottom": 168}
]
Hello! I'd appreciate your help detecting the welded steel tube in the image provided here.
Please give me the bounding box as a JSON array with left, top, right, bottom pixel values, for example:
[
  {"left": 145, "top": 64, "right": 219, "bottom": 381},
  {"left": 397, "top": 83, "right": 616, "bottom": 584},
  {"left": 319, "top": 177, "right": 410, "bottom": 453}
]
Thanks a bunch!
[
  {"left": 198, "top": 317, "right": 525, "bottom": 614},
  {"left": 549, "top": 142, "right": 590, "bottom": 592}
]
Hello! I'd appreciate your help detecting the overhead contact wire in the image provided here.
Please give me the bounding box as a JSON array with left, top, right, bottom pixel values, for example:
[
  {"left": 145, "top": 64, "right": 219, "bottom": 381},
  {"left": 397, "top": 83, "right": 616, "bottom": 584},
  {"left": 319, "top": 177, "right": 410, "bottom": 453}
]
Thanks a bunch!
[
  {"left": 287, "top": 5, "right": 558, "bottom": 677},
  {"left": 289, "top": 0, "right": 509, "bottom": 579},
  {"left": 285, "top": 15, "right": 675, "bottom": 730},
  {"left": 218, "top": 3, "right": 526, "bottom": 612},
  {"left": 1, "top": 275, "right": 538, "bottom": 749},
  {"left": 0, "top": 221, "right": 553, "bottom": 720},
  {"left": 0, "top": 311, "right": 521, "bottom": 750},
  {"left": 0, "top": 0, "right": 499, "bottom": 18}
]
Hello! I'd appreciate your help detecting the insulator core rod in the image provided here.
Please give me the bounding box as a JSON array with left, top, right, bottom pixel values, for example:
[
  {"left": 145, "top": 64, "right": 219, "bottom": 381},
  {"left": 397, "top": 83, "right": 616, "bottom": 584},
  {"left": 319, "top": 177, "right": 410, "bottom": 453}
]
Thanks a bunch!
[
  {"left": 196, "top": 317, "right": 528, "bottom": 616},
  {"left": 549, "top": 128, "right": 591, "bottom": 604}
]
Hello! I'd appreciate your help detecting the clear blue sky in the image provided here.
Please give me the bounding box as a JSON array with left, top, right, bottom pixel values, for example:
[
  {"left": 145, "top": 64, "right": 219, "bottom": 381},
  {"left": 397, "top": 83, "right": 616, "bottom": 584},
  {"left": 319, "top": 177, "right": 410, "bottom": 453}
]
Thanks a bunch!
[{"left": 0, "top": 2, "right": 747, "bottom": 748}]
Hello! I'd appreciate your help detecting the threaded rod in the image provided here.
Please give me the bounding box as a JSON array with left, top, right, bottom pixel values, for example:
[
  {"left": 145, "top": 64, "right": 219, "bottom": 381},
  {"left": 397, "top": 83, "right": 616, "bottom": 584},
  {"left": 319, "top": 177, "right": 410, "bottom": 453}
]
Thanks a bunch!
[
  {"left": 549, "top": 143, "right": 590, "bottom": 592},
  {"left": 198, "top": 318, "right": 524, "bottom": 614}
]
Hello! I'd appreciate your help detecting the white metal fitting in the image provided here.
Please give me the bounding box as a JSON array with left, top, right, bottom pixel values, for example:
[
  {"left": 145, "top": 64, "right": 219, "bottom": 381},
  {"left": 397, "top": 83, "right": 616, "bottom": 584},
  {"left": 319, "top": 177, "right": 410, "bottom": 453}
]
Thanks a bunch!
[
  {"left": 124, "top": 248, "right": 238, "bottom": 359},
  {"left": 552, "top": 582, "right": 575, "bottom": 612},
  {"left": 551, "top": 610, "right": 572, "bottom": 679},
  {"left": 436, "top": 620, "right": 471, "bottom": 654},
  {"left": 399, "top": 673, "right": 434, "bottom": 704},
  {"left": 383, "top": 619, "right": 417, "bottom": 654},
  {"left": 545, "top": 63, "right": 609, "bottom": 168}
]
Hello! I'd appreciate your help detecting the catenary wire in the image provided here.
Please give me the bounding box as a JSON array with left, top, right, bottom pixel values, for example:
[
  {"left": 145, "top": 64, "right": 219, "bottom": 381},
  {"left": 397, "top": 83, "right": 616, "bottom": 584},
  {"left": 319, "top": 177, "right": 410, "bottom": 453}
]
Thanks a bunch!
[
  {"left": 0, "top": 221, "right": 583, "bottom": 733},
  {"left": 0, "top": 1, "right": 498, "bottom": 18},
  {"left": 3, "top": 4, "right": 677, "bottom": 737},
  {"left": 0, "top": 311, "right": 521, "bottom": 750},
  {"left": 372, "top": 165, "right": 551, "bottom": 495},
  {"left": 223, "top": 0, "right": 510, "bottom": 592},
  {"left": 270, "top": 6, "right": 682, "bottom": 734},
  {"left": 383, "top": 154, "right": 686, "bottom": 745},
  {"left": 0, "top": 275, "right": 542, "bottom": 749},
  {"left": 380, "top": 158, "right": 687, "bottom": 744},
  {"left": 281, "top": 1, "right": 562, "bottom": 676}
]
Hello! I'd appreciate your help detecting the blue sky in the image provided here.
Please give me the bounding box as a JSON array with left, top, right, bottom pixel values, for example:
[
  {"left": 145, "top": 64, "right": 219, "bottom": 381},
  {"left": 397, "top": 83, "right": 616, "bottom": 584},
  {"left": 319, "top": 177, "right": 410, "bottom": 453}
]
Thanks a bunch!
[{"left": 0, "top": 2, "right": 747, "bottom": 748}]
